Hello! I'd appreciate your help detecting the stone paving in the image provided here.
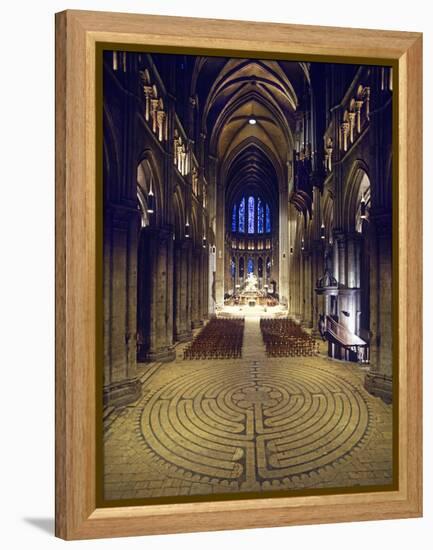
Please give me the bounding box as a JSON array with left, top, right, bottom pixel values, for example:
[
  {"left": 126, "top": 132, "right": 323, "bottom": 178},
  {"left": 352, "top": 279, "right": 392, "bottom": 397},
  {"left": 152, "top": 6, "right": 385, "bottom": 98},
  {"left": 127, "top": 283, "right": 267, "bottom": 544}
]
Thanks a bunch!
[{"left": 103, "top": 318, "right": 393, "bottom": 501}]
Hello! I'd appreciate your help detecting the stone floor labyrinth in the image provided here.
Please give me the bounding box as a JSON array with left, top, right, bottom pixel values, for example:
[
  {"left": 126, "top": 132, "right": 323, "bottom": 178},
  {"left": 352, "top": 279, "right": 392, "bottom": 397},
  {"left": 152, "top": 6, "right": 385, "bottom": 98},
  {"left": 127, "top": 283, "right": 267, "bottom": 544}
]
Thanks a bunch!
[{"left": 104, "top": 352, "right": 393, "bottom": 500}]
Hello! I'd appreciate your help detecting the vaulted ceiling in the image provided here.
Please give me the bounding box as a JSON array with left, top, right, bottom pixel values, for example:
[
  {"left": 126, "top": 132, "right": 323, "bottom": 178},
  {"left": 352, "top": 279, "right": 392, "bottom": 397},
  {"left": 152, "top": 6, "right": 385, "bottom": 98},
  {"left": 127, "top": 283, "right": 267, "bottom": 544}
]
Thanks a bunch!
[{"left": 191, "top": 57, "right": 311, "bottom": 216}]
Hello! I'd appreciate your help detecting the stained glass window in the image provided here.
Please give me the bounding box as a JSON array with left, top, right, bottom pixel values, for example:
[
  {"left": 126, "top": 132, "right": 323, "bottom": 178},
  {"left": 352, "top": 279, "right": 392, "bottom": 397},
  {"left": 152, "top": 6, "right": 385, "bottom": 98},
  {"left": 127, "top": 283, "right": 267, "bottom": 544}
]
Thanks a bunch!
[
  {"left": 247, "top": 257, "right": 254, "bottom": 274},
  {"left": 231, "top": 257, "right": 236, "bottom": 277},
  {"left": 239, "top": 197, "right": 245, "bottom": 233},
  {"left": 232, "top": 204, "right": 237, "bottom": 232},
  {"left": 248, "top": 196, "right": 255, "bottom": 234},
  {"left": 257, "top": 197, "right": 264, "bottom": 233},
  {"left": 265, "top": 203, "right": 271, "bottom": 233}
]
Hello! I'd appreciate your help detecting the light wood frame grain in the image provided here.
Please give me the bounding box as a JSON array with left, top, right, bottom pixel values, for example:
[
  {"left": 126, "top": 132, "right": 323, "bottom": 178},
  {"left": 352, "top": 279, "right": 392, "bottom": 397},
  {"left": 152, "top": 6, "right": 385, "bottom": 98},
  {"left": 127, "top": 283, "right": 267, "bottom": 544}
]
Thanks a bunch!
[{"left": 55, "top": 9, "right": 422, "bottom": 540}]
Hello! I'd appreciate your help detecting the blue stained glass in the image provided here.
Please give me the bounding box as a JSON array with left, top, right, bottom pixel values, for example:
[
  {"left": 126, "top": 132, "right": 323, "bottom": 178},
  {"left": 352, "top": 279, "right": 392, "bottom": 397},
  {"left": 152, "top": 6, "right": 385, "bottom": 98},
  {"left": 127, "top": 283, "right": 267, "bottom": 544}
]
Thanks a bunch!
[
  {"left": 257, "top": 197, "right": 264, "bottom": 233},
  {"left": 265, "top": 203, "right": 271, "bottom": 233},
  {"left": 248, "top": 196, "right": 255, "bottom": 234},
  {"left": 232, "top": 204, "right": 237, "bottom": 232},
  {"left": 238, "top": 197, "right": 245, "bottom": 233},
  {"left": 247, "top": 257, "right": 254, "bottom": 274}
]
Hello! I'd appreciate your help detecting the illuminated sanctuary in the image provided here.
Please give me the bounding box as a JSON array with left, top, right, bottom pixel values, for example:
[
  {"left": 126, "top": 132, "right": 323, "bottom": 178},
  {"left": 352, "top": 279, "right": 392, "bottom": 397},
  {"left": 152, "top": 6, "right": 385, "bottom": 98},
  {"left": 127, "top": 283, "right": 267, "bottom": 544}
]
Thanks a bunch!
[{"left": 102, "top": 51, "right": 394, "bottom": 500}]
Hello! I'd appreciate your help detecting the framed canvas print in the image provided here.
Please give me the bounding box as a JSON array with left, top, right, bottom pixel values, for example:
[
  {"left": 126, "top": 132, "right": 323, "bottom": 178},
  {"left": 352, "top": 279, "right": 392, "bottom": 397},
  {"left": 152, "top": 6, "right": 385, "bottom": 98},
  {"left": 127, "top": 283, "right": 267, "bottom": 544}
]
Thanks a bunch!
[{"left": 55, "top": 10, "right": 423, "bottom": 540}]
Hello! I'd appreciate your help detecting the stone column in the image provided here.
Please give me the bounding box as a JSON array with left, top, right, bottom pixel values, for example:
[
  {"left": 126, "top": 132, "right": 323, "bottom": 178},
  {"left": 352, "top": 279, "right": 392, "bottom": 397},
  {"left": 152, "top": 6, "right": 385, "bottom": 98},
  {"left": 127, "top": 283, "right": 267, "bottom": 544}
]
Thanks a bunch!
[
  {"left": 346, "top": 233, "right": 362, "bottom": 335},
  {"left": 197, "top": 246, "right": 204, "bottom": 321},
  {"left": 191, "top": 247, "right": 203, "bottom": 328},
  {"left": 346, "top": 233, "right": 362, "bottom": 288},
  {"left": 208, "top": 245, "right": 216, "bottom": 316},
  {"left": 201, "top": 248, "right": 209, "bottom": 320},
  {"left": 364, "top": 213, "right": 393, "bottom": 403},
  {"left": 332, "top": 239, "right": 339, "bottom": 283},
  {"left": 224, "top": 243, "right": 232, "bottom": 295},
  {"left": 293, "top": 252, "right": 301, "bottom": 319},
  {"left": 173, "top": 241, "right": 182, "bottom": 340},
  {"left": 173, "top": 240, "right": 192, "bottom": 341},
  {"left": 310, "top": 185, "right": 323, "bottom": 335},
  {"left": 301, "top": 251, "right": 313, "bottom": 327},
  {"left": 139, "top": 227, "right": 176, "bottom": 363},
  {"left": 185, "top": 239, "right": 193, "bottom": 334},
  {"left": 310, "top": 240, "right": 323, "bottom": 337},
  {"left": 214, "top": 165, "right": 225, "bottom": 307},
  {"left": 153, "top": 228, "right": 176, "bottom": 361},
  {"left": 336, "top": 233, "right": 346, "bottom": 287},
  {"left": 346, "top": 236, "right": 356, "bottom": 288},
  {"left": 103, "top": 205, "right": 141, "bottom": 408},
  {"left": 165, "top": 233, "right": 174, "bottom": 347},
  {"left": 153, "top": 231, "right": 167, "bottom": 352},
  {"left": 296, "top": 252, "right": 303, "bottom": 321},
  {"left": 279, "top": 179, "right": 289, "bottom": 306}
]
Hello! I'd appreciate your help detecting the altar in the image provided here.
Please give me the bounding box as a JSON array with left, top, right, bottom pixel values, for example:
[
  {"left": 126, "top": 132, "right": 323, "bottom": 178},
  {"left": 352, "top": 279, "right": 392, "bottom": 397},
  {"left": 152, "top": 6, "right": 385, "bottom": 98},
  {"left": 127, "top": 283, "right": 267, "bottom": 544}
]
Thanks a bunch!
[
  {"left": 240, "top": 274, "right": 260, "bottom": 307},
  {"left": 225, "top": 273, "right": 279, "bottom": 310}
]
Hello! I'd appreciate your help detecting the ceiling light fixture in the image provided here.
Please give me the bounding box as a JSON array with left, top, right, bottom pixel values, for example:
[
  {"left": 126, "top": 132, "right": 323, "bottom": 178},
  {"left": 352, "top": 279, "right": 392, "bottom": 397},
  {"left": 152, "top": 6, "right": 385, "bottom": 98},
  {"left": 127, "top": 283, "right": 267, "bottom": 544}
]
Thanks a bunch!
[{"left": 248, "top": 118, "right": 257, "bottom": 125}]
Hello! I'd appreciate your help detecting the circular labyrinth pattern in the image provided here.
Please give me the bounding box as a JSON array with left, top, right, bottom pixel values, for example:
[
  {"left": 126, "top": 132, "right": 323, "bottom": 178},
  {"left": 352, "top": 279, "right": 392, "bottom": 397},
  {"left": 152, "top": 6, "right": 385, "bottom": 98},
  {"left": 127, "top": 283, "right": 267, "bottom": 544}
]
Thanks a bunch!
[{"left": 139, "top": 363, "right": 371, "bottom": 488}]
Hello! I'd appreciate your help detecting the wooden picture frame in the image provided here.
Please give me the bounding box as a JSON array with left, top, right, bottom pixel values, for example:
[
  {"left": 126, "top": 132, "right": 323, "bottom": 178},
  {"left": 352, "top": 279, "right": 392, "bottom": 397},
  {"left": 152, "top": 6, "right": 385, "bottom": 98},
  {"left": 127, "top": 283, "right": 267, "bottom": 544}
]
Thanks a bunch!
[{"left": 55, "top": 9, "right": 422, "bottom": 540}]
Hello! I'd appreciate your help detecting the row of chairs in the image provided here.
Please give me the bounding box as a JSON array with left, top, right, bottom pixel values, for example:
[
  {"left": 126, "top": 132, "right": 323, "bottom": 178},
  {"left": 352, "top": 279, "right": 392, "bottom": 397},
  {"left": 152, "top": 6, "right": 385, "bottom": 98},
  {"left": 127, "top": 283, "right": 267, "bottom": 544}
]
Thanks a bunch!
[
  {"left": 183, "top": 318, "right": 245, "bottom": 360},
  {"left": 260, "top": 318, "right": 318, "bottom": 357},
  {"left": 265, "top": 338, "right": 319, "bottom": 357}
]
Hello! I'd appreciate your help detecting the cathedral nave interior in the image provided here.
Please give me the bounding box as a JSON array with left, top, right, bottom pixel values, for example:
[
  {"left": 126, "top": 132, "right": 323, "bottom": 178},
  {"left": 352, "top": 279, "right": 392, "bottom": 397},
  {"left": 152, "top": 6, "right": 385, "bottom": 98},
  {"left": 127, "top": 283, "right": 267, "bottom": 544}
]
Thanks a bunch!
[{"left": 102, "top": 51, "right": 394, "bottom": 501}]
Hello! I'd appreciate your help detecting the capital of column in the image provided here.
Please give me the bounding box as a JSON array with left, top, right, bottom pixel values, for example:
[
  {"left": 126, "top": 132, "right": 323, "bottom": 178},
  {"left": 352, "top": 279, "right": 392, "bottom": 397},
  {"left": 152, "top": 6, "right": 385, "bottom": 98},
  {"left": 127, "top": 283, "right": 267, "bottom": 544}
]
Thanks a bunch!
[
  {"left": 142, "top": 85, "right": 153, "bottom": 121},
  {"left": 142, "top": 85, "right": 153, "bottom": 97}
]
